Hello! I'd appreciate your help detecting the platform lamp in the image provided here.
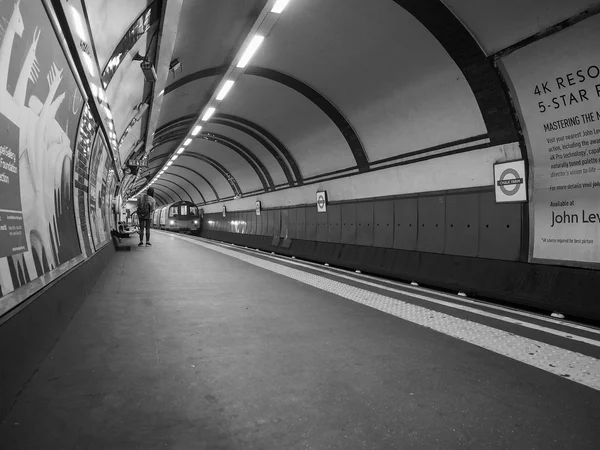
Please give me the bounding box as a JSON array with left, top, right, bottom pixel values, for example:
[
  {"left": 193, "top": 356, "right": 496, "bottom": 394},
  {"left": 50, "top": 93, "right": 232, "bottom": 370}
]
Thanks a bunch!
[{"left": 133, "top": 52, "right": 157, "bottom": 83}]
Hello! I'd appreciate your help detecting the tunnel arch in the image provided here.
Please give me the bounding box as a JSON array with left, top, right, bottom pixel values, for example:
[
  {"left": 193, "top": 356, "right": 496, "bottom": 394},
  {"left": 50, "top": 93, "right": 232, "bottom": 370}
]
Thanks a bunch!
[
  {"left": 153, "top": 183, "right": 182, "bottom": 202},
  {"left": 153, "top": 131, "right": 273, "bottom": 192},
  {"left": 172, "top": 164, "right": 220, "bottom": 201},
  {"left": 152, "top": 187, "right": 175, "bottom": 204},
  {"left": 389, "top": 0, "right": 519, "bottom": 144},
  {"left": 212, "top": 114, "right": 301, "bottom": 185},
  {"left": 156, "top": 178, "right": 194, "bottom": 203},
  {"left": 162, "top": 65, "right": 368, "bottom": 171},
  {"left": 244, "top": 66, "right": 368, "bottom": 170},
  {"left": 199, "top": 132, "right": 274, "bottom": 190},
  {"left": 163, "top": 172, "right": 206, "bottom": 203},
  {"left": 152, "top": 191, "right": 168, "bottom": 206},
  {"left": 179, "top": 154, "right": 242, "bottom": 197},
  {"left": 146, "top": 152, "right": 241, "bottom": 198},
  {"left": 153, "top": 113, "right": 298, "bottom": 186}
]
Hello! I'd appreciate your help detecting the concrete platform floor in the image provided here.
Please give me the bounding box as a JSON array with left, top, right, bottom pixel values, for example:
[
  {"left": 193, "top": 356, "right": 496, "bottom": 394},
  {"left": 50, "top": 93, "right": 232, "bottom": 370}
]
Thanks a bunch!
[{"left": 1, "top": 231, "right": 600, "bottom": 449}]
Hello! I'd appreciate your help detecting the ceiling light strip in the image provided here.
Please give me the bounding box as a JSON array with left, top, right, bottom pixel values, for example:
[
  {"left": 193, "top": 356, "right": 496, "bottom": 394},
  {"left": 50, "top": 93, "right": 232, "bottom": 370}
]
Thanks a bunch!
[
  {"left": 271, "top": 0, "right": 291, "bottom": 14},
  {"left": 236, "top": 36, "right": 264, "bottom": 69},
  {"left": 201, "top": 107, "right": 216, "bottom": 122},
  {"left": 216, "top": 80, "right": 235, "bottom": 100},
  {"left": 143, "top": 0, "right": 292, "bottom": 195}
]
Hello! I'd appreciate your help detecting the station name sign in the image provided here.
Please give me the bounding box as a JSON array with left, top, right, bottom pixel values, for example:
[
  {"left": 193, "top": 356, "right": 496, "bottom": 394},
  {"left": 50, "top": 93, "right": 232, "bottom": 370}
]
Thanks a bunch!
[{"left": 128, "top": 158, "right": 148, "bottom": 167}]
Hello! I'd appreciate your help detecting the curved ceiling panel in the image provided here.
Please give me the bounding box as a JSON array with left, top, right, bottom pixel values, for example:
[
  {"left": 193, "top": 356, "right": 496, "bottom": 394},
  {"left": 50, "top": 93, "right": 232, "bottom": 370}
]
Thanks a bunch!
[
  {"left": 156, "top": 77, "right": 217, "bottom": 129},
  {"left": 444, "top": 0, "right": 599, "bottom": 55},
  {"left": 106, "top": 36, "right": 147, "bottom": 135},
  {"left": 161, "top": 172, "right": 206, "bottom": 204},
  {"left": 189, "top": 138, "right": 262, "bottom": 193},
  {"left": 152, "top": 184, "right": 179, "bottom": 203},
  {"left": 147, "top": 142, "right": 175, "bottom": 166},
  {"left": 177, "top": 157, "right": 235, "bottom": 199},
  {"left": 171, "top": 0, "right": 267, "bottom": 78},
  {"left": 213, "top": 114, "right": 301, "bottom": 185},
  {"left": 197, "top": 132, "right": 273, "bottom": 189},
  {"left": 155, "top": 178, "right": 194, "bottom": 203},
  {"left": 118, "top": 120, "right": 144, "bottom": 164},
  {"left": 85, "top": 0, "right": 151, "bottom": 68},
  {"left": 252, "top": 0, "right": 485, "bottom": 162},
  {"left": 220, "top": 76, "right": 355, "bottom": 178},
  {"left": 169, "top": 165, "right": 219, "bottom": 202},
  {"left": 201, "top": 122, "right": 287, "bottom": 187},
  {"left": 152, "top": 191, "right": 169, "bottom": 206}
]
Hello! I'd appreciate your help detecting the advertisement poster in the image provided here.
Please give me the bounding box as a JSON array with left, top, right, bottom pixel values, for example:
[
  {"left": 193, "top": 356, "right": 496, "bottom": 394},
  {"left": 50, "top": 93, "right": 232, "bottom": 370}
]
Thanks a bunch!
[
  {"left": 502, "top": 15, "right": 600, "bottom": 266},
  {"left": 89, "top": 132, "right": 110, "bottom": 250},
  {"left": 100, "top": 156, "right": 115, "bottom": 239},
  {"left": 0, "top": 0, "right": 83, "bottom": 301},
  {"left": 72, "top": 104, "right": 96, "bottom": 258},
  {"left": 105, "top": 169, "right": 117, "bottom": 232}
]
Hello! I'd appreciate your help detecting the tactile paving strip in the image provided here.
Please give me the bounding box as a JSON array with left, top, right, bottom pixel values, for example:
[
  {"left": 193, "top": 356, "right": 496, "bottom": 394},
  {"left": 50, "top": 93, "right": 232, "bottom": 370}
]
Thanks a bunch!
[{"left": 176, "top": 235, "right": 600, "bottom": 392}]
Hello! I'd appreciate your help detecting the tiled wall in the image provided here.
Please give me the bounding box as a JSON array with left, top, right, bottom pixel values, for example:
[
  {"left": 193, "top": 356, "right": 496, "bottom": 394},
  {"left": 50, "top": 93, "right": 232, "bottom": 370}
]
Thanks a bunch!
[
  {"left": 203, "top": 188, "right": 523, "bottom": 261},
  {"left": 201, "top": 188, "right": 600, "bottom": 321}
]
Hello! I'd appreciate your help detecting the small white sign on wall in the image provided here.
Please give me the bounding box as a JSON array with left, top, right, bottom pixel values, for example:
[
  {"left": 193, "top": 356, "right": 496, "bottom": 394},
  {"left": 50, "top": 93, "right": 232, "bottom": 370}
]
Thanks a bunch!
[
  {"left": 316, "top": 191, "right": 327, "bottom": 213},
  {"left": 256, "top": 201, "right": 261, "bottom": 216},
  {"left": 222, "top": 206, "right": 227, "bottom": 217},
  {"left": 494, "top": 160, "right": 527, "bottom": 203}
]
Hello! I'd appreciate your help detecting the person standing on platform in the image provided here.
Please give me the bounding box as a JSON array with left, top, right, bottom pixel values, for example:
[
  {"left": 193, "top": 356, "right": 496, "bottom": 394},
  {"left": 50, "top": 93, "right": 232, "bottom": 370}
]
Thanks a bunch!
[{"left": 137, "top": 187, "right": 156, "bottom": 247}]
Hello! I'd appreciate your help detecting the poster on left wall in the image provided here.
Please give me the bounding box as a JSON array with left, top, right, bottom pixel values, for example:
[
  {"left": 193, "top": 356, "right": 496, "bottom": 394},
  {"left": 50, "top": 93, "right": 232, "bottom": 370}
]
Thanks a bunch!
[
  {"left": 88, "top": 130, "right": 116, "bottom": 251},
  {"left": 0, "top": 0, "right": 83, "bottom": 304}
]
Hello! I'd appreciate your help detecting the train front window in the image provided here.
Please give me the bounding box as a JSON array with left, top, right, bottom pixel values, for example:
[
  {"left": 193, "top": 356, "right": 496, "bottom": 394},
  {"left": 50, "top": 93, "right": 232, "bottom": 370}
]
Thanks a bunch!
[
  {"left": 181, "top": 205, "right": 188, "bottom": 216},
  {"left": 169, "top": 207, "right": 178, "bottom": 217},
  {"left": 190, "top": 206, "right": 198, "bottom": 216}
]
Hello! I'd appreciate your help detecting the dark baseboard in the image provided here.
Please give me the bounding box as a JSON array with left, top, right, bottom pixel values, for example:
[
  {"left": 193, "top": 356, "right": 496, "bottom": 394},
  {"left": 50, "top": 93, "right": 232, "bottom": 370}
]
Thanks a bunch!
[{"left": 0, "top": 244, "right": 115, "bottom": 421}]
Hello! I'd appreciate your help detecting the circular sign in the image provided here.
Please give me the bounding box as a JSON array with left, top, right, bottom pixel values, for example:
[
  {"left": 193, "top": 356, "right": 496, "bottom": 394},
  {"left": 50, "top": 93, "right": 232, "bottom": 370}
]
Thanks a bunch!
[
  {"left": 497, "top": 168, "right": 523, "bottom": 196},
  {"left": 317, "top": 194, "right": 325, "bottom": 209}
]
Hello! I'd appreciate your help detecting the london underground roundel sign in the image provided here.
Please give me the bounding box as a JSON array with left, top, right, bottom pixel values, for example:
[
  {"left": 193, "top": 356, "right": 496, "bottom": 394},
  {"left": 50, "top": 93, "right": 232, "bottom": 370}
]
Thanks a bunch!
[
  {"left": 316, "top": 191, "right": 327, "bottom": 213},
  {"left": 494, "top": 160, "right": 527, "bottom": 203}
]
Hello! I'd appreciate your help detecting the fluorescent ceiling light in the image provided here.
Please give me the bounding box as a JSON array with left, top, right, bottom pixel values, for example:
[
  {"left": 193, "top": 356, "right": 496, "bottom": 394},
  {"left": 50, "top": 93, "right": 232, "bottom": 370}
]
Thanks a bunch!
[
  {"left": 237, "top": 35, "right": 264, "bottom": 68},
  {"left": 158, "top": 89, "right": 164, "bottom": 97},
  {"left": 216, "top": 80, "right": 234, "bottom": 100},
  {"left": 202, "top": 107, "right": 215, "bottom": 121},
  {"left": 176, "top": 148, "right": 184, "bottom": 154},
  {"left": 184, "top": 138, "right": 192, "bottom": 146},
  {"left": 271, "top": 0, "right": 291, "bottom": 14},
  {"left": 171, "top": 154, "right": 178, "bottom": 161},
  {"left": 191, "top": 125, "right": 202, "bottom": 136},
  {"left": 90, "top": 83, "right": 98, "bottom": 98},
  {"left": 166, "top": 161, "right": 173, "bottom": 166},
  {"left": 104, "top": 106, "right": 112, "bottom": 119},
  {"left": 69, "top": 6, "right": 87, "bottom": 42}
]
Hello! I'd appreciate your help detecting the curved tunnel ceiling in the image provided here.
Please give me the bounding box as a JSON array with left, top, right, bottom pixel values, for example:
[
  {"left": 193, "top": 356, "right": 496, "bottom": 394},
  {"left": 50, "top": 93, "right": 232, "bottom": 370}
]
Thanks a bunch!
[{"left": 113, "top": 0, "right": 597, "bottom": 205}]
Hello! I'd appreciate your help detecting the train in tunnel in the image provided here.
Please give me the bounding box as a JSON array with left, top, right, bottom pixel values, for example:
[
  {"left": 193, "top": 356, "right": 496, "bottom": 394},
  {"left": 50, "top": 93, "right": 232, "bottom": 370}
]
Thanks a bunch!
[{"left": 152, "top": 201, "right": 201, "bottom": 233}]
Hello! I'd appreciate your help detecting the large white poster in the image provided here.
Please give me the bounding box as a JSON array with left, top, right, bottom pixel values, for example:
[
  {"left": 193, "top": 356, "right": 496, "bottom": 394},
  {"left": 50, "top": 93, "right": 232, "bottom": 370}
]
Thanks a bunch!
[
  {"left": 0, "top": 0, "right": 83, "bottom": 306},
  {"left": 502, "top": 15, "right": 600, "bottom": 266}
]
